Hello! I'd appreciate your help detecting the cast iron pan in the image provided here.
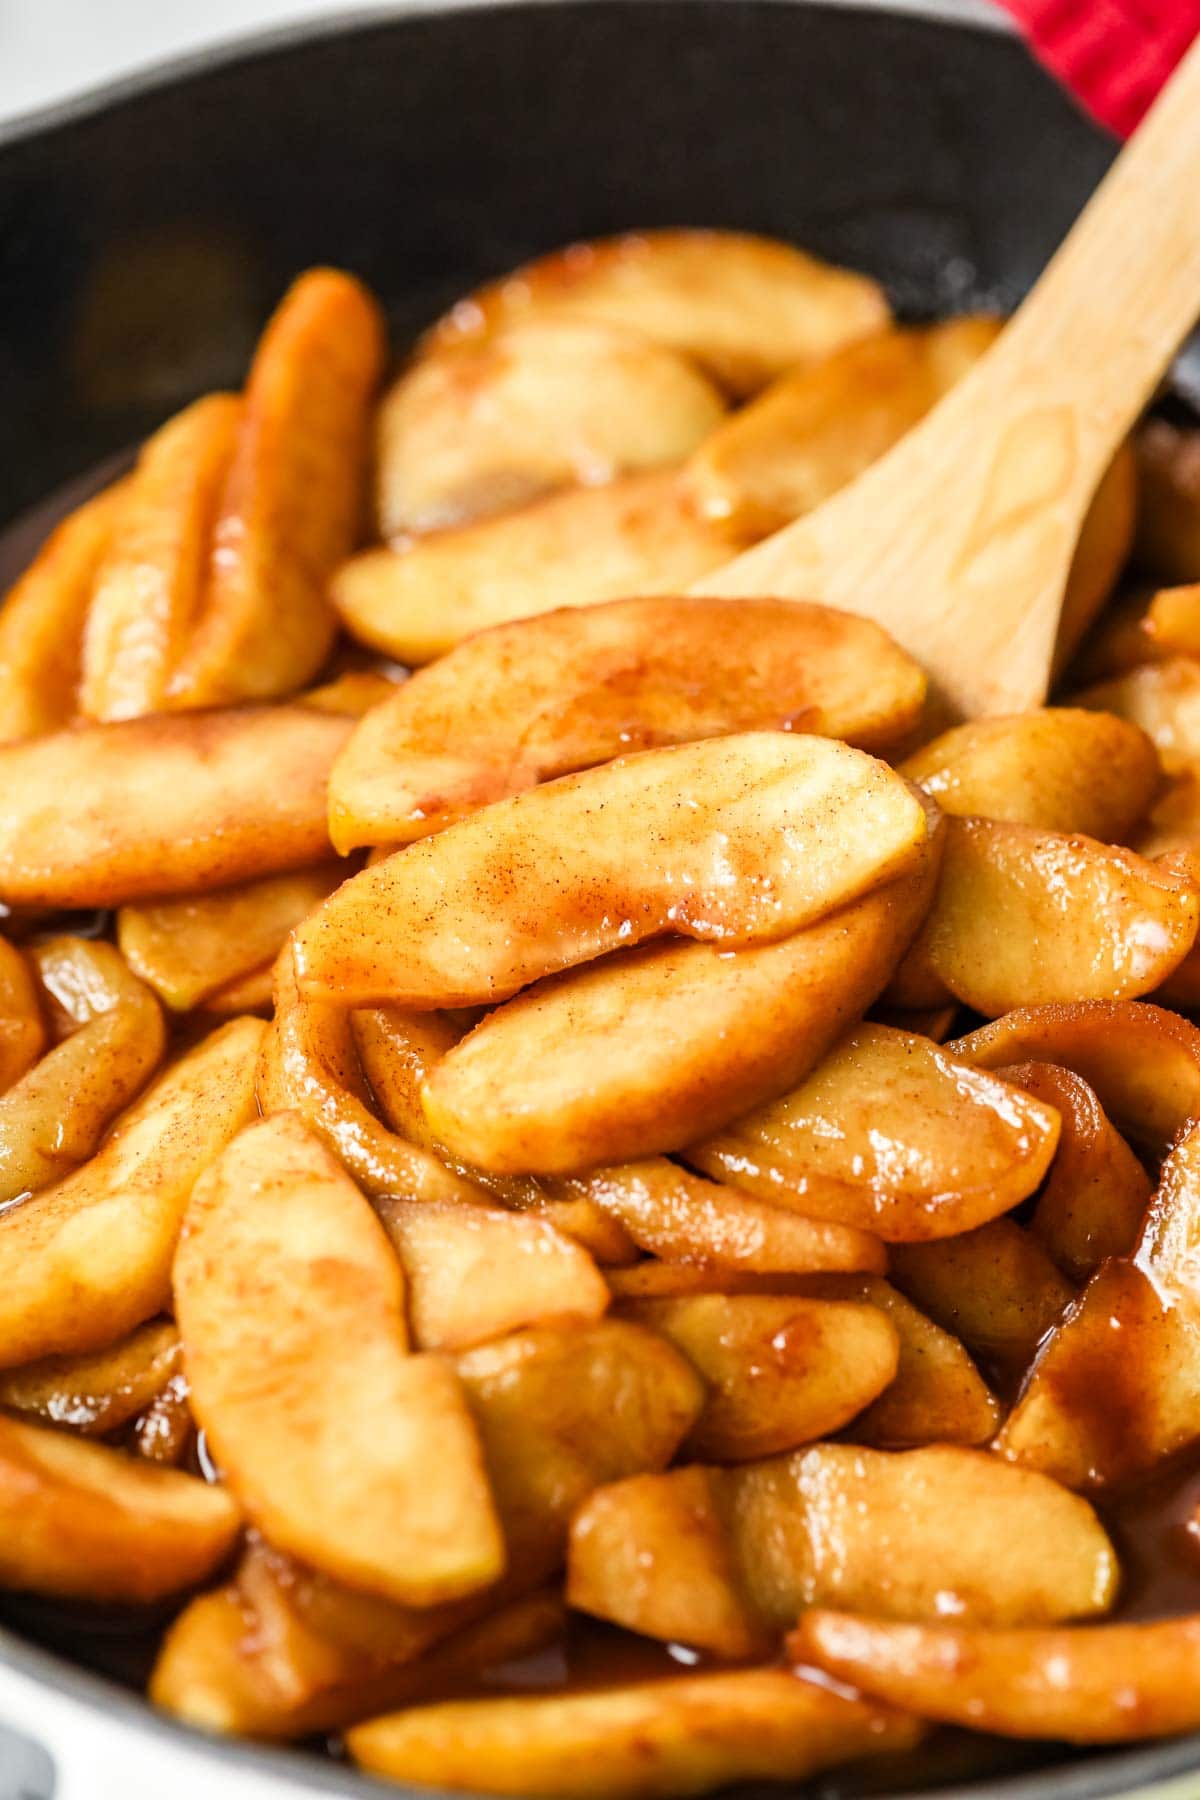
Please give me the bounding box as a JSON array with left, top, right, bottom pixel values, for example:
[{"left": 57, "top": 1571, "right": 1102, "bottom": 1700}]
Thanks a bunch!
[{"left": 1, "top": 3, "right": 1199, "bottom": 1795}]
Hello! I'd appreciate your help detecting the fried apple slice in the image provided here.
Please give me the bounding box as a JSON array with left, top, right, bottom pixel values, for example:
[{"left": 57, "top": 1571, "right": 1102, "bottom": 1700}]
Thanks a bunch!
[
  {"left": 687, "top": 1023, "right": 1059, "bottom": 1242},
  {"left": 153, "top": 1581, "right": 565, "bottom": 1742},
  {"left": 259, "top": 945, "right": 481, "bottom": 1204},
  {"left": 200, "top": 964, "right": 275, "bottom": 1015},
  {"left": 687, "top": 316, "right": 1000, "bottom": 537},
  {"left": 0, "top": 480, "right": 127, "bottom": 743},
  {"left": 331, "top": 471, "right": 735, "bottom": 665},
  {"left": 297, "top": 733, "right": 928, "bottom": 1008},
  {"left": 175, "top": 1113, "right": 504, "bottom": 1605},
  {"left": 327, "top": 596, "right": 926, "bottom": 851},
  {"left": 422, "top": 846, "right": 938, "bottom": 1173},
  {"left": 0, "top": 1412, "right": 238, "bottom": 1603},
  {"left": 1074, "top": 581, "right": 1200, "bottom": 681},
  {"left": 890, "top": 1221, "right": 1074, "bottom": 1376},
  {"left": 376, "top": 1197, "right": 610, "bottom": 1351},
  {"left": 378, "top": 319, "right": 725, "bottom": 536},
  {"left": 80, "top": 394, "right": 242, "bottom": 721},
  {"left": 0, "top": 937, "right": 165, "bottom": 1203},
  {"left": 1138, "top": 765, "right": 1200, "bottom": 859},
  {"left": 0, "top": 1015, "right": 263, "bottom": 1367},
  {"left": 300, "top": 668, "right": 403, "bottom": 716},
  {"left": 421, "top": 230, "right": 889, "bottom": 396},
  {"left": 1000, "top": 1061, "right": 1150, "bottom": 1280},
  {"left": 900, "top": 709, "right": 1159, "bottom": 841},
  {"left": 1136, "top": 417, "right": 1200, "bottom": 582},
  {"left": 348, "top": 1669, "right": 919, "bottom": 1799},
  {"left": 167, "top": 269, "right": 386, "bottom": 706},
  {"left": 0, "top": 938, "right": 45, "bottom": 1093},
  {"left": 997, "top": 1258, "right": 1200, "bottom": 1487},
  {"left": 117, "top": 865, "right": 344, "bottom": 1011},
  {"left": 0, "top": 705, "right": 351, "bottom": 908},
  {"left": 792, "top": 1611, "right": 1200, "bottom": 1743},
  {"left": 574, "top": 1162, "right": 885, "bottom": 1273},
  {"left": 898, "top": 817, "right": 1198, "bottom": 1017},
  {"left": 132, "top": 1373, "right": 193, "bottom": 1465},
  {"left": 568, "top": 1446, "right": 1116, "bottom": 1656},
  {"left": 621, "top": 1294, "right": 898, "bottom": 1460},
  {"left": 0, "top": 1319, "right": 180, "bottom": 1433},
  {"left": 952, "top": 1000, "right": 1200, "bottom": 1156},
  {"left": 1074, "top": 655, "right": 1200, "bottom": 771}
]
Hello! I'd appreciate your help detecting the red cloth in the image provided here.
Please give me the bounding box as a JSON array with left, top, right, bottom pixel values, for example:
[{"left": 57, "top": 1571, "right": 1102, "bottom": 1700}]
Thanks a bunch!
[{"left": 994, "top": 0, "right": 1200, "bottom": 134}]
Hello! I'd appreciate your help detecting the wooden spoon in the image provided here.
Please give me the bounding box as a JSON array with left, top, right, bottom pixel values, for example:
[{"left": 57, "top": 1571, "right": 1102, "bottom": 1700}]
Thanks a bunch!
[{"left": 691, "top": 32, "right": 1200, "bottom": 721}]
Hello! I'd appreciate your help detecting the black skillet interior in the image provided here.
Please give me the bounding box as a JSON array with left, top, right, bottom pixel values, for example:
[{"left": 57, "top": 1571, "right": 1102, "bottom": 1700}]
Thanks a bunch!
[{"left": 1, "top": 2, "right": 1199, "bottom": 1796}]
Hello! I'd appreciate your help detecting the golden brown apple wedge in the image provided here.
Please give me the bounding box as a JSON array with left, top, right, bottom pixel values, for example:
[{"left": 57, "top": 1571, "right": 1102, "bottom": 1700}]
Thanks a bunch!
[
  {"left": 889, "top": 1221, "right": 1074, "bottom": 1376},
  {"left": 167, "top": 269, "right": 387, "bottom": 707},
  {"left": 0, "top": 1412, "right": 239, "bottom": 1603},
  {"left": 687, "top": 316, "right": 1000, "bottom": 537},
  {"left": 686, "top": 1023, "right": 1060, "bottom": 1242},
  {"left": 297, "top": 732, "right": 928, "bottom": 1008},
  {"left": 1000, "top": 1061, "right": 1150, "bottom": 1280},
  {"left": 174, "top": 1112, "right": 505, "bottom": 1606},
  {"left": 0, "top": 1319, "right": 180, "bottom": 1434},
  {"left": 951, "top": 1000, "right": 1200, "bottom": 1156},
  {"left": 1074, "top": 655, "right": 1200, "bottom": 771},
  {"left": 418, "top": 842, "right": 940, "bottom": 1174},
  {"left": 420, "top": 230, "right": 890, "bottom": 396},
  {"left": 897, "top": 818, "right": 1198, "bottom": 1017},
  {"left": 375, "top": 1196, "right": 610, "bottom": 1352},
  {"left": 1136, "top": 417, "right": 1200, "bottom": 582},
  {"left": 152, "top": 1581, "right": 566, "bottom": 1743},
  {"left": 791, "top": 1611, "right": 1200, "bottom": 1743},
  {"left": 1073, "top": 581, "right": 1200, "bottom": 681},
  {"left": 568, "top": 1446, "right": 1116, "bottom": 1657},
  {"left": 0, "top": 938, "right": 165, "bottom": 1204},
  {"left": 330, "top": 471, "right": 736, "bottom": 665},
  {"left": 257, "top": 945, "right": 480, "bottom": 1205},
  {"left": 80, "top": 394, "right": 242, "bottom": 721},
  {"left": 620, "top": 1293, "right": 898, "bottom": 1460},
  {"left": 0, "top": 938, "right": 45, "bottom": 1093},
  {"left": 347, "top": 1670, "right": 920, "bottom": 1799},
  {"left": 327, "top": 595, "right": 926, "bottom": 851},
  {"left": 900, "top": 709, "right": 1159, "bottom": 841},
  {"left": 0, "top": 1015, "right": 263, "bottom": 1368},
  {"left": 117, "top": 865, "right": 344, "bottom": 1011},
  {"left": 0, "top": 705, "right": 352, "bottom": 908},
  {"left": 377, "top": 319, "right": 726, "bottom": 536},
  {"left": 0, "top": 480, "right": 127, "bottom": 743}
]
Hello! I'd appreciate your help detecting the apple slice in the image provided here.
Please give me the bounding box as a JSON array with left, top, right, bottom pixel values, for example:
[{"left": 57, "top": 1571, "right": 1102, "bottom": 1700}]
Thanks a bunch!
[
  {"left": 620, "top": 1293, "right": 898, "bottom": 1460},
  {"left": 419, "top": 846, "right": 939, "bottom": 1173},
  {"left": 0, "top": 1015, "right": 263, "bottom": 1367},
  {"left": 377, "top": 318, "right": 725, "bottom": 536},
  {"left": 0, "top": 705, "right": 352, "bottom": 908},
  {"left": 297, "top": 732, "right": 928, "bottom": 1009},
  {"left": 0, "top": 1411, "right": 238, "bottom": 1603},
  {"left": 0, "top": 939, "right": 45, "bottom": 1093},
  {"left": 80, "top": 394, "right": 242, "bottom": 721},
  {"left": 889, "top": 1221, "right": 1074, "bottom": 1377},
  {"left": 118, "top": 865, "right": 344, "bottom": 1011},
  {"left": 687, "top": 317, "right": 999, "bottom": 536},
  {"left": 0, "top": 1319, "right": 181, "bottom": 1435},
  {"left": 376, "top": 1197, "right": 610, "bottom": 1351},
  {"left": 951, "top": 1000, "right": 1200, "bottom": 1156},
  {"left": 0, "top": 480, "right": 127, "bottom": 743},
  {"left": 567, "top": 1445, "right": 1116, "bottom": 1657},
  {"left": 174, "top": 1112, "right": 504, "bottom": 1606},
  {"left": 419, "top": 230, "right": 889, "bottom": 396},
  {"left": 900, "top": 709, "right": 1159, "bottom": 840},
  {"left": 1000, "top": 1061, "right": 1150, "bottom": 1280},
  {"left": 0, "top": 937, "right": 165, "bottom": 1204},
  {"left": 1074, "top": 655, "right": 1200, "bottom": 770},
  {"left": 348, "top": 1669, "right": 920, "bottom": 1799},
  {"left": 167, "top": 269, "right": 386, "bottom": 707},
  {"left": 792, "top": 1610, "right": 1200, "bottom": 1743},
  {"left": 328, "top": 595, "right": 926, "bottom": 852},
  {"left": 258, "top": 944, "right": 481, "bottom": 1206},
  {"left": 331, "top": 471, "right": 736, "bottom": 665},
  {"left": 687, "top": 1023, "right": 1059, "bottom": 1241},
  {"left": 899, "top": 817, "right": 1198, "bottom": 1016}
]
